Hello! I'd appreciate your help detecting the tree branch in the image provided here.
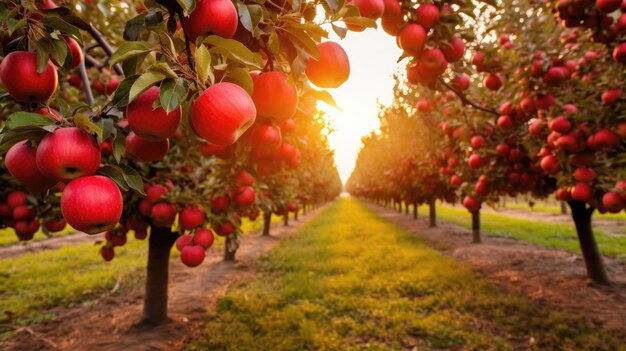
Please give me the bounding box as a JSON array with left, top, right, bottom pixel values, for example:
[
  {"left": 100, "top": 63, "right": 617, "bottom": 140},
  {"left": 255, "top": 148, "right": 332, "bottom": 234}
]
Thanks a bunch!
[
  {"left": 78, "top": 57, "right": 95, "bottom": 106},
  {"left": 176, "top": 10, "right": 196, "bottom": 75},
  {"left": 86, "top": 25, "right": 124, "bottom": 76},
  {"left": 438, "top": 78, "right": 500, "bottom": 116}
]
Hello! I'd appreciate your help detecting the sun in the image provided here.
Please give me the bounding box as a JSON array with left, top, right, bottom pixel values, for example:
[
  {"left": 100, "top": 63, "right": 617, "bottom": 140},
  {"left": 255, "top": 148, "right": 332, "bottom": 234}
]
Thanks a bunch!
[{"left": 319, "top": 25, "right": 403, "bottom": 183}]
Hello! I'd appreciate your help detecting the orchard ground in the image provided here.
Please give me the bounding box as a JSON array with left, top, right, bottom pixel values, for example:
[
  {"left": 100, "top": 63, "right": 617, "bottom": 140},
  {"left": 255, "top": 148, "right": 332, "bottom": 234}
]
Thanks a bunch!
[{"left": 2, "top": 197, "right": 625, "bottom": 350}]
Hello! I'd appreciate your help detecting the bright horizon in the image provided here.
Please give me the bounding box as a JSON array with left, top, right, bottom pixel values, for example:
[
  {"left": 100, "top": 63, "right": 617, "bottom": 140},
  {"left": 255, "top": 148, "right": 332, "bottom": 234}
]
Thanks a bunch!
[{"left": 319, "top": 25, "right": 403, "bottom": 184}]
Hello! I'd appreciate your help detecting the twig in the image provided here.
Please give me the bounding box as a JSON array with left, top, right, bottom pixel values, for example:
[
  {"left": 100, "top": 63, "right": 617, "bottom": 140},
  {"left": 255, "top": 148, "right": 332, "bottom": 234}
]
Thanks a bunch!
[
  {"left": 78, "top": 55, "right": 95, "bottom": 106},
  {"left": 0, "top": 324, "right": 59, "bottom": 350},
  {"left": 86, "top": 25, "right": 124, "bottom": 76},
  {"left": 438, "top": 78, "right": 500, "bottom": 116},
  {"left": 176, "top": 9, "right": 196, "bottom": 75},
  {"left": 84, "top": 54, "right": 103, "bottom": 69}
]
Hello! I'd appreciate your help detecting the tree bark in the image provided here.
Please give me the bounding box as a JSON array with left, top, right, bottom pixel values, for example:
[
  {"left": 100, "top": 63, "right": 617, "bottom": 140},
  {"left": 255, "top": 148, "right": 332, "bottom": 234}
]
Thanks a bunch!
[
  {"left": 141, "top": 226, "right": 178, "bottom": 325},
  {"left": 472, "top": 211, "right": 481, "bottom": 243},
  {"left": 224, "top": 235, "right": 236, "bottom": 261},
  {"left": 567, "top": 200, "right": 610, "bottom": 285},
  {"left": 397, "top": 201, "right": 402, "bottom": 213},
  {"left": 294, "top": 209, "right": 299, "bottom": 221},
  {"left": 405, "top": 202, "right": 409, "bottom": 215},
  {"left": 429, "top": 197, "right": 436, "bottom": 227},
  {"left": 413, "top": 202, "right": 418, "bottom": 219},
  {"left": 262, "top": 211, "right": 272, "bottom": 236},
  {"left": 560, "top": 200, "right": 568, "bottom": 215},
  {"left": 283, "top": 213, "right": 289, "bottom": 226}
]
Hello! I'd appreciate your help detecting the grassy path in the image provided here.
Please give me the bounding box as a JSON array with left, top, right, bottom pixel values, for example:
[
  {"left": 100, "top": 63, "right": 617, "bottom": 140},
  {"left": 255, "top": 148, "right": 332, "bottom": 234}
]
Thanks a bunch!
[{"left": 191, "top": 198, "right": 624, "bottom": 351}]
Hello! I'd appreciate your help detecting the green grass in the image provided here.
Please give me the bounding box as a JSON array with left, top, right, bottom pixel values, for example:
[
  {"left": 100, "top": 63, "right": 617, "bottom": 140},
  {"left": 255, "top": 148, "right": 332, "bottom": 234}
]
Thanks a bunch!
[
  {"left": 0, "top": 214, "right": 281, "bottom": 332},
  {"left": 413, "top": 204, "right": 626, "bottom": 258},
  {"left": 0, "top": 225, "right": 76, "bottom": 246},
  {"left": 189, "top": 198, "right": 625, "bottom": 351},
  {"left": 503, "top": 202, "right": 626, "bottom": 221}
]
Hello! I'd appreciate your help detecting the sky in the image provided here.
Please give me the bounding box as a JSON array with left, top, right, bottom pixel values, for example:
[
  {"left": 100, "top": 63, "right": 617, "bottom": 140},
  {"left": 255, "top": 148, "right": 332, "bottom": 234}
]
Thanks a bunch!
[{"left": 319, "top": 26, "right": 403, "bottom": 183}]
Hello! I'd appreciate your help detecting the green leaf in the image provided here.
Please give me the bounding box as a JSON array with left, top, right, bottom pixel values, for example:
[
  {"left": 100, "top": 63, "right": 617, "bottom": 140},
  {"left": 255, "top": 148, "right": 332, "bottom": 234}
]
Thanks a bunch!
[
  {"left": 149, "top": 62, "right": 178, "bottom": 79},
  {"left": 176, "top": 0, "right": 195, "bottom": 14},
  {"left": 129, "top": 71, "right": 166, "bottom": 103},
  {"left": 332, "top": 24, "right": 348, "bottom": 39},
  {"left": 40, "top": 16, "right": 83, "bottom": 44},
  {"left": 121, "top": 164, "right": 146, "bottom": 195},
  {"left": 7, "top": 18, "right": 26, "bottom": 36},
  {"left": 195, "top": 45, "right": 212, "bottom": 84},
  {"left": 39, "top": 7, "right": 91, "bottom": 30},
  {"left": 4, "top": 112, "right": 56, "bottom": 130},
  {"left": 111, "top": 75, "right": 139, "bottom": 108},
  {"left": 124, "top": 13, "right": 147, "bottom": 41},
  {"left": 268, "top": 32, "right": 280, "bottom": 55},
  {"left": 237, "top": 2, "right": 253, "bottom": 32},
  {"left": 33, "top": 37, "right": 67, "bottom": 73},
  {"left": 97, "top": 165, "right": 130, "bottom": 192},
  {"left": 283, "top": 27, "right": 320, "bottom": 60},
  {"left": 203, "top": 35, "right": 264, "bottom": 68},
  {"left": 109, "top": 41, "right": 153, "bottom": 67},
  {"left": 112, "top": 129, "right": 126, "bottom": 163},
  {"left": 310, "top": 89, "right": 341, "bottom": 110},
  {"left": 74, "top": 114, "right": 103, "bottom": 141},
  {"left": 342, "top": 16, "right": 377, "bottom": 29},
  {"left": 224, "top": 68, "right": 253, "bottom": 95},
  {"left": 160, "top": 78, "right": 187, "bottom": 113},
  {"left": 0, "top": 128, "right": 49, "bottom": 154}
]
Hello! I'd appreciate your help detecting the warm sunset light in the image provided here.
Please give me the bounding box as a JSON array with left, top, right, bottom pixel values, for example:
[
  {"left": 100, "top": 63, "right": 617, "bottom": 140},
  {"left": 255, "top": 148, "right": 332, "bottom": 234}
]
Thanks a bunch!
[{"left": 320, "top": 27, "right": 403, "bottom": 183}]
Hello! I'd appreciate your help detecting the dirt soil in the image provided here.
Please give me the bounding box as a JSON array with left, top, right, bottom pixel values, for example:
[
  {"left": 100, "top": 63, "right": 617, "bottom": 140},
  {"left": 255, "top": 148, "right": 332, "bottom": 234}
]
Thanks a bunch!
[
  {"left": 1, "top": 207, "right": 325, "bottom": 351},
  {"left": 368, "top": 202, "right": 626, "bottom": 332},
  {"left": 0, "top": 233, "right": 97, "bottom": 260}
]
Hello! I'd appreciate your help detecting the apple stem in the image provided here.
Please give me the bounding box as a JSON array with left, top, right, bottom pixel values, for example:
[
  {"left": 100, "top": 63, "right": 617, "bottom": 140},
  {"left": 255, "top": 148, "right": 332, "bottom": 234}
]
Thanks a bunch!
[{"left": 438, "top": 78, "right": 500, "bottom": 116}]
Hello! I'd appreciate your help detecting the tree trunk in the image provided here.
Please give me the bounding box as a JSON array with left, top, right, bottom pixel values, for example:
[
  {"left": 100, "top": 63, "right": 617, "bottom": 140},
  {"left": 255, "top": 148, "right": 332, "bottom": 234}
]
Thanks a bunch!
[
  {"left": 567, "top": 200, "right": 610, "bottom": 285},
  {"left": 397, "top": 201, "right": 402, "bottom": 213},
  {"left": 283, "top": 213, "right": 289, "bottom": 226},
  {"left": 262, "top": 211, "right": 272, "bottom": 236},
  {"left": 429, "top": 197, "right": 436, "bottom": 227},
  {"left": 224, "top": 235, "right": 236, "bottom": 261},
  {"left": 303, "top": 204, "right": 307, "bottom": 215},
  {"left": 405, "top": 203, "right": 409, "bottom": 215},
  {"left": 413, "top": 202, "right": 418, "bottom": 219},
  {"left": 294, "top": 209, "right": 299, "bottom": 221},
  {"left": 141, "top": 226, "right": 178, "bottom": 325},
  {"left": 472, "top": 211, "right": 481, "bottom": 244},
  {"left": 560, "top": 200, "right": 568, "bottom": 215}
]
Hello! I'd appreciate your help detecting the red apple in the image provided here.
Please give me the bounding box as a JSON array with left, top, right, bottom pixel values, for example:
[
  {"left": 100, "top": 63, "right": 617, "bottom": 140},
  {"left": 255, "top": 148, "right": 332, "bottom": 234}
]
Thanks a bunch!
[
  {"left": 305, "top": 42, "right": 350, "bottom": 89},
  {"left": 347, "top": 0, "right": 384, "bottom": 19},
  {"left": 418, "top": 48, "right": 448, "bottom": 77},
  {"left": 180, "top": 245, "right": 205, "bottom": 267},
  {"left": 151, "top": 202, "right": 177, "bottom": 227},
  {"left": 193, "top": 228, "right": 215, "bottom": 249},
  {"left": 213, "top": 222, "right": 234, "bottom": 236},
  {"left": 549, "top": 116, "right": 572, "bottom": 134},
  {"left": 235, "top": 170, "right": 256, "bottom": 187},
  {"left": 44, "top": 218, "right": 66, "bottom": 232},
  {"left": 602, "top": 192, "right": 624, "bottom": 213},
  {"left": 61, "top": 175, "right": 123, "bottom": 234},
  {"left": 6, "top": 192, "right": 27, "bottom": 209},
  {"left": 0, "top": 51, "right": 57, "bottom": 102},
  {"left": 463, "top": 196, "right": 481, "bottom": 212},
  {"left": 597, "top": 0, "right": 622, "bottom": 13},
  {"left": 125, "top": 132, "right": 170, "bottom": 162},
  {"left": 179, "top": 206, "right": 205, "bottom": 230},
  {"left": 65, "top": 37, "right": 84, "bottom": 69},
  {"left": 210, "top": 195, "right": 231, "bottom": 212},
  {"left": 5, "top": 141, "right": 56, "bottom": 192},
  {"left": 36, "top": 127, "right": 101, "bottom": 182},
  {"left": 496, "top": 143, "right": 510, "bottom": 157},
  {"left": 250, "top": 123, "right": 282, "bottom": 158},
  {"left": 571, "top": 182, "right": 593, "bottom": 202},
  {"left": 127, "top": 86, "right": 181, "bottom": 141},
  {"left": 415, "top": 3, "right": 440, "bottom": 29},
  {"left": 540, "top": 155, "right": 560, "bottom": 174},
  {"left": 191, "top": 82, "right": 256, "bottom": 146},
  {"left": 251, "top": 72, "right": 298, "bottom": 122},
  {"left": 613, "top": 43, "right": 626, "bottom": 63},
  {"left": 234, "top": 186, "right": 255, "bottom": 207},
  {"left": 35, "top": 106, "right": 63, "bottom": 122},
  {"left": 470, "top": 135, "right": 485, "bottom": 149},
  {"left": 602, "top": 89, "right": 622, "bottom": 104},
  {"left": 176, "top": 234, "right": 194, "bottom": 251},
  {"left": 484, "top": 73, "right": 502, "bottom": 91},
  {"left": 182, "top": 0, "right": 238, "bottom": 41},
  {"left": 399, "top": 23, "right": 427, "bottom": 57},
  {"left": 574, "top": 168, "right": 597, "bottom": 182},
  {"left": 451, "top": 74, "right": 470, "bottom": 91},
  {"left": 497, "top": 115, "right": 514, "bottom": 129},
  {"left": 100, "top": 246, "right": 115, "bottom": 261}
]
